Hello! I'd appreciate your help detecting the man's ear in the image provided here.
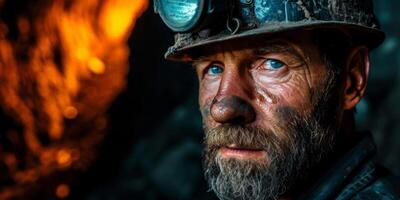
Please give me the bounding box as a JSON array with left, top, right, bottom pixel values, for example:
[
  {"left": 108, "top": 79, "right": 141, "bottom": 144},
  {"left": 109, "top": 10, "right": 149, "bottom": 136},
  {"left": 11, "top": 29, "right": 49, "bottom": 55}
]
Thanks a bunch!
[{"left": 343, "top": 46, "right": 370, "bottom": 110}]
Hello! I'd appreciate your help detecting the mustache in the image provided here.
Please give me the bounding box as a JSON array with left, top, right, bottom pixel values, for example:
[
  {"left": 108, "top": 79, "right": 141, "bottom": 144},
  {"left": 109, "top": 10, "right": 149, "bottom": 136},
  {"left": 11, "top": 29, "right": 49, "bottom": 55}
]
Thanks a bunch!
[
  {"left": 203, "top": 106, "right": 309, "bottom": 156},
  {"left": 204, "top": 125, "right": 288, "bottom": 153}
]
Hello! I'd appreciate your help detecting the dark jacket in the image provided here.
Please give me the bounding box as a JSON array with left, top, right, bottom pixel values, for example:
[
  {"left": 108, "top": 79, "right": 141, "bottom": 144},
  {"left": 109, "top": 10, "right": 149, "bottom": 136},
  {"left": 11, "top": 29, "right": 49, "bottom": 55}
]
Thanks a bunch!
[{"left": 300, "top": 134, "right": 400, "bottom": 200}]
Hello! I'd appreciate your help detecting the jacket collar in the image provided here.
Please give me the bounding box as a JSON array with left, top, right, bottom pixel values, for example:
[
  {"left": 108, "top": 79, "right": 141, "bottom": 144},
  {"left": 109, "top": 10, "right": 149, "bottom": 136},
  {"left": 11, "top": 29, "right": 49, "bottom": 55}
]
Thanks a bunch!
[{"left": 298, "top": 133, "right": 377, "bottom": 200}]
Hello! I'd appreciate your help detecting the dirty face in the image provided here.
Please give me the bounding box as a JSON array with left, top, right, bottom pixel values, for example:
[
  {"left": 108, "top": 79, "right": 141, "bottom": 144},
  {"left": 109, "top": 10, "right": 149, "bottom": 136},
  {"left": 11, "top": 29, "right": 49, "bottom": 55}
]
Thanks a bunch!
[{"left": 193, "top": 31, "right": 345, "bottom": 200}]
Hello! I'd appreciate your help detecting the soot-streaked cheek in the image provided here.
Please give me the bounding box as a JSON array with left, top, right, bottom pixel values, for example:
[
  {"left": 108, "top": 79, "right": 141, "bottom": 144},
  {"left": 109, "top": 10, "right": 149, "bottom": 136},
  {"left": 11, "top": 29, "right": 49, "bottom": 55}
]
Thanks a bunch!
[{"left": 252, "top": 73, "right": 315, "bottom": 126}]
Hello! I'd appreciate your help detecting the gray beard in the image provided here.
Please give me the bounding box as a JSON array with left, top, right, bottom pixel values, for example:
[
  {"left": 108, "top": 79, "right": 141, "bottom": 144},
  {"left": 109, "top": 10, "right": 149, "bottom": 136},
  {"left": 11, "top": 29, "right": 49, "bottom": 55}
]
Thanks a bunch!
[
  {"left": 202, "top": 70, "right": 340, "bottom": 200},
  {"left": 203, "top": 114, "right": 336, "bottom": 200}
]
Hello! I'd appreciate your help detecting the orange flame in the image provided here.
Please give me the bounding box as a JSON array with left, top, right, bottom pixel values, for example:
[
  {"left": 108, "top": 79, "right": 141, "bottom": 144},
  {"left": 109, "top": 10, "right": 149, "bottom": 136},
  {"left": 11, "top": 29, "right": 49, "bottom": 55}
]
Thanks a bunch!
[{"left": 0, "top": 0, "right": 148, "bottom": 198}]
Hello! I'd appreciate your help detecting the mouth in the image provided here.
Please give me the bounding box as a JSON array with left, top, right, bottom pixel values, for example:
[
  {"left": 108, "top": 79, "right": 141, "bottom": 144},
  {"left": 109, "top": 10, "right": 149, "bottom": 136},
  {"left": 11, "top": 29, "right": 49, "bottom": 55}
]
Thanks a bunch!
[{"left": 218, "top": 144, "right": 266, "bottom": 160}]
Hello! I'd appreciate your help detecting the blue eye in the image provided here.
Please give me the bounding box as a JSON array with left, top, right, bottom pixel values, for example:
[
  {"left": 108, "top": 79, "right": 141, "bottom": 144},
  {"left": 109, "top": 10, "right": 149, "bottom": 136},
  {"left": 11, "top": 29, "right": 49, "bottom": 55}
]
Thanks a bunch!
[
  {"left": 264, "top": 59, "right": 285, "bottom": 70},
  {"left": 207, "top": 65, "right": 223, "bottom": 75}
]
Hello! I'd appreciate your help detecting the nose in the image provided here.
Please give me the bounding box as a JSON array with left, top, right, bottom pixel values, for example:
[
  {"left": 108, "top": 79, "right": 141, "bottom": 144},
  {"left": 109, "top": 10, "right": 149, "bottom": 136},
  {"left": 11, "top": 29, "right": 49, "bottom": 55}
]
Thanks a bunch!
[{"left": 210, "top": 95, "right": 255, "bottom": 124}]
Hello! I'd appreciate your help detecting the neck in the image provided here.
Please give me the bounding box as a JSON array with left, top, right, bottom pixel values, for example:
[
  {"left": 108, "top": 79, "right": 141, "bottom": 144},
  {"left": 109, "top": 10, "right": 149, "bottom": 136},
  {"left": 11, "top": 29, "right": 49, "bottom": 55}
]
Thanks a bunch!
[{"left": 337, "top": 111, "right": 360, "bottom": 151}]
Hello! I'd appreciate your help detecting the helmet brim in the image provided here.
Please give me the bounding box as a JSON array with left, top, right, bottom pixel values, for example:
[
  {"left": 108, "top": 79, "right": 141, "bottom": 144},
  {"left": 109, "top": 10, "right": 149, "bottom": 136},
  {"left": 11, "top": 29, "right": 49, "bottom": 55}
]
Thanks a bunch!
[{"left": 165, "top": 21, "right": 385, "bottom": 62}]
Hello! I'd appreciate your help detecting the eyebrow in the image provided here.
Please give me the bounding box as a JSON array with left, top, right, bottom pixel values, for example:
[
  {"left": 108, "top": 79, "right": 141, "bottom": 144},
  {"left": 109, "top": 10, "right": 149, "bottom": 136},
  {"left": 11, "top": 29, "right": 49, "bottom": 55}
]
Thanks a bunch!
[
  {"left": 191, "top": 56, "right": 211, "bottom": 69},
  {"left": 252, "top": 42, "right": 303, "bottom": 59},
  {"left": 190, "top": 41, "right": 305, "bottom": 67}
]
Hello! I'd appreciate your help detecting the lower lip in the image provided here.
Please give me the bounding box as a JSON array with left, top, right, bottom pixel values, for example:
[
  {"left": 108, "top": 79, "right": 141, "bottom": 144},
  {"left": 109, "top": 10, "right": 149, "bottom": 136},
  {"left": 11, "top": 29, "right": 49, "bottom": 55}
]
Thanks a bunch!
[{"left": 219, "top": 147, "right": 266, "bottom": 160}]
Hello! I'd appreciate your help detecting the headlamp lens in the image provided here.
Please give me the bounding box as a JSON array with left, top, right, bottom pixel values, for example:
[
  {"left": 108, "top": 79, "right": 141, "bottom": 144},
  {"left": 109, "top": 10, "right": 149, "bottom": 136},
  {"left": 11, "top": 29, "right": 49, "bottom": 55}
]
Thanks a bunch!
[{"left": 159, "top": 0, "right": 202, "bottom": 32}]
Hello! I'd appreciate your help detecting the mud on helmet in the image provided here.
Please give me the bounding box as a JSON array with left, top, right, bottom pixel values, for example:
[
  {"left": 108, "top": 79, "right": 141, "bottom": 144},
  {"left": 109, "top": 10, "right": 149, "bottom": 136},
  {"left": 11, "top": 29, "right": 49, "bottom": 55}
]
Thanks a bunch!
[{"left": 154, "top": 0, "right": 385, "bottom": 61}]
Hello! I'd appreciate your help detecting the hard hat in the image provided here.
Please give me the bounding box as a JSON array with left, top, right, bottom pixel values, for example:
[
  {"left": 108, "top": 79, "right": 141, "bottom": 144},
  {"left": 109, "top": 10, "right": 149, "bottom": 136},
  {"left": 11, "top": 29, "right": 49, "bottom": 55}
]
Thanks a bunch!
[{"left": 154, "top": 0, "right": 385, "bottom": 62}]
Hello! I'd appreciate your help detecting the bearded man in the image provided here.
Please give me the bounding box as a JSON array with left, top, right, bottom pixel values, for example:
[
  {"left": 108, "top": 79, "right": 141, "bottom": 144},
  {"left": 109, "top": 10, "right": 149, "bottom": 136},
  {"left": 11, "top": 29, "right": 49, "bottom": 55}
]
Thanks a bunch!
[{"left": 154, "top": 0, "right": 399, "bottom": 199}]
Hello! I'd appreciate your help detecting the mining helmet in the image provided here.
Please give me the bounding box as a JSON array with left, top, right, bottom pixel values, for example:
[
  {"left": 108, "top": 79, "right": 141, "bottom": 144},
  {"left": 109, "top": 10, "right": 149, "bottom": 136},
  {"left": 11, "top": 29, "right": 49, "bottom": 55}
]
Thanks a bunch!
[{"left": 154, "top": 0, "right": 385, "bottom": 62}]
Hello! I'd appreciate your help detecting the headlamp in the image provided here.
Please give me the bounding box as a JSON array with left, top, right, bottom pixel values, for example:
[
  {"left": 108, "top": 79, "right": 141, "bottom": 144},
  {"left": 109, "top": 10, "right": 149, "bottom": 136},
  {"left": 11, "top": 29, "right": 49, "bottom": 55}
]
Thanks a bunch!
[{"left": 154, "top": 0, "right": 225, "bottom": 33}]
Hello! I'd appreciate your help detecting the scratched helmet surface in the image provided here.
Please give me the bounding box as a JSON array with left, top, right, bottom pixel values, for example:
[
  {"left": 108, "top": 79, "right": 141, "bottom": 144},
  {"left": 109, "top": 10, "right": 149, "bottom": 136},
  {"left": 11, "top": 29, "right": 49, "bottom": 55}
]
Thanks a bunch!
[{"left": 154, "top": 0, "right": 384, "bottom": 62}]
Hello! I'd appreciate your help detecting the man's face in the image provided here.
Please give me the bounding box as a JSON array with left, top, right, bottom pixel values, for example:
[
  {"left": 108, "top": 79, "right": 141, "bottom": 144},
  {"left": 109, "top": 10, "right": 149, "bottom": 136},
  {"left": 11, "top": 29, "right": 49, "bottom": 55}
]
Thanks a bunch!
[{"left": 193, "top": 31, "right": 344, "bottom": 200}]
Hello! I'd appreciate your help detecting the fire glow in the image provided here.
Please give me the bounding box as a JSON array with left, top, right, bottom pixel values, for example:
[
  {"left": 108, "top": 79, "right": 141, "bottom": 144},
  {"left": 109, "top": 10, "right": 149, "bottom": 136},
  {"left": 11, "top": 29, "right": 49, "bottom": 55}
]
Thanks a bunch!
[{"left": 0, "top": 0, "right": 148, "bottom": 198}]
